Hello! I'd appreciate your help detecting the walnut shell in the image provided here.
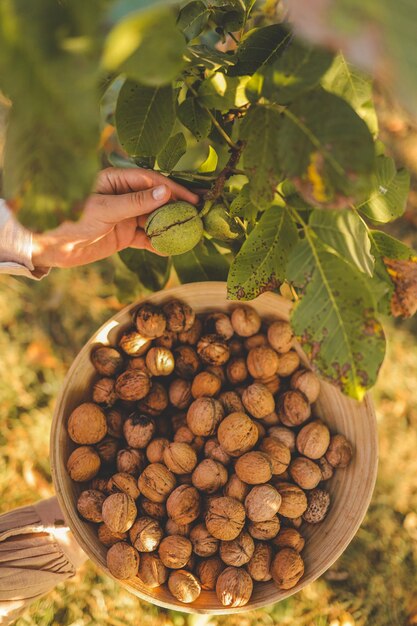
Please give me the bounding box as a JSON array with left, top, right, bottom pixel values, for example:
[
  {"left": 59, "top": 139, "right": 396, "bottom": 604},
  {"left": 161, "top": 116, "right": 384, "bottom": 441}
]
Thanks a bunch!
[
  {"left": 267, "top": 321, "right": 294, "bottom": 354},
  {"left": 223, "top": 474, "right": 250, "bottom": 503},
  {"left": 206, "top": 364, "right": 226, "bottom": 385},
  {"left": 273, "top": 527, "right": 305, "bottom": 552},
  {"left": 127, "top": 356, "right": 150, "bottom": 373},
  {"left": 163, "top": 300, "right": 195, "bottom": 333},
  {"left": 220, "top": 531, "right": 254, "bottom": 567},
  {"left": 174, "top": 345, "right": 201, "bottom": 379},
  {"left": 204, "top": 312, "right": 234, "bottom": 340},
  {"left": 146, "top": 438, "right": 170, "bottom": 464},
  {"left": 119, "top": 330, "right": 152, "bottom": 357},
  {"left": 129, "top": 516, "right": 163, "bottom": 552},
  {"left": 116, "top": 448, "right": 146, "bottom": 477},
  {"left": 318, "top": 456, "right": 334, "bottom": 481},
  {"left": 145, "top": 347, "right": 175, "bottom": 376},
  {"left": 245, "top": 484, "right": 282, "bottom": 522},
  {"left": 115, "top": 370, "right": 150, "bottom": 401},
  {"left": 138, "top": 463, "right": 177, "bottom": 503},
  {"left": 248, "top": 516, "right": 280, "bottom": 540},
  {"left": 290, "top": 369, "right": 321, "bottom": 403},
  {"left": 242, "top": 383, "right": 275, "bottom": 419},
  {"left": 204, "top": 438, "right": 231, "bottom": 465},
  {"left": 278, "top": 390, "right": 311, "bottom": 427},
  {"left": 246, "top": 542, "right": 273, "bottom": 581},
  {"left": 219, "top": 390, "right": 244, "bottom": 414},
  {"left": 247, "top": 346, "right": 279, "bottom": 380},
  {"left": 271, "top": 548, "right": 304, "bottom": 590},
  {"left": 106, "top": 541, "right": 139, "bottom": 579},
  {"left": 276, "top": 350, "right": 300, "bottom": 377},
  {"left": 303, "top": 488, "right": 331, "bottom": 524},
  {"left": 325, "top": 434, "right": 353, "bottom": 468},
  {"left": 217, "top": 412, "right": 258, "bottom": 457},
  {"left": 190, "top": 523, "right": 219, "bottom": 557},
  {"left": 137, "top": 552, "right": 168, "bottom": 588},
  {"left": 289, "top": 457, "right": 322, "bottom": 490},
  {"left": 107, "top": 472, "right": 140, "bottom": 500},
  {"left": 296, "top": 420, "right": 331, "bottom": 459},
  {"left": 137, "top": 382, "right": 169, "bottom": 416},
  {"left": 123, "top": 414, "right": 155, "bottom": 449},
  {"left": 168, "top": 569, "right": 201, "bottom": 604},
  {"left": 231, "top": 306, "right": 261, "bottom": 337},
  {"left": 197, "top": 334, "right": 230, "bottom": 365},
  {"left": 196, "top": 557, "right": 225, "bottom": 590},
  {"left": 226, "top": 357, "right": 248, "bottom": 385},
  {"left": 186, "top": 397, "right": 224, "bottom": 437},
  {"left": 165, "top": 518, "right": 191, "bottom": 537},
  {"left": 77, "top": 489, "right": 106, "bottom": 523},
  {"left": 68, "top": 403, "right": 107, "bottom": 445},
  {"left": 191, "top": 371, "right": 222, "bottom": 399},
  {"left": 102, "top": 493, "right": 137, "bottom": 533},
  {"left": 235, "top": 451, "right": 273, "bottom": 485},
  {"left": 97, "top": 523, "right": 127, "bottom": 547},
  {"left": 268, "top": 426, "right": 296, "bottom": 452},
  {"left": 97, "top": 438, "right": 120, "bottom": 468},
  {"left": 134, "top": 303, "right": 167, "bottom": 338},
  {"left": 205, "top": 496, "right": 245, "bottom": 540},
  {"left": 67, "top": 446, "right": 101, "bottom": 482},
  {"left": 255, "top": 375, "right": 280, "bottom": 396},
  {"left": 177, "top": 317, "right": 203, "bottom": 345},
  {"left": 169, "top": 379, "right": 193, "bottom": 409},
  {"left": 154, "top": 329, "right": 178, "bottom": 350},
  {"left": 91, "top": 346, "right": 124, "bottom": 377},
  {"left": 90, "top": 477, "right": 111, "bottom": 493},
  {"left": 244, "top": 333, "right": 268, "bottom": 350},
  {"left": 106, "top": 408, "right": 123, "bottom": 439},
  {"left": 166, "top": 484, "right": 201, "bottom": 524},
  {"left": 192, "top": 459, "right": 228, "bottom": 493},
  {"left": 140, "top": 498, "right": 166, "bottom": 520},
  {"left": 229, "top": 338, "right": 244, "bottom": 356},
  {"left": 216, "top": 566, "right": 253, "bottom": 607},
  {"left": 275, "top": 483, "right": 308, "bottom": 518},
  {"left": 163, "top": 442, "right": 197, "bottom": 475},
  {"left": 259, "top": 436, "right": 291, "bottom": 475},
  {"left": 92, "top": 377, "right": 117, "bottom": 407}
]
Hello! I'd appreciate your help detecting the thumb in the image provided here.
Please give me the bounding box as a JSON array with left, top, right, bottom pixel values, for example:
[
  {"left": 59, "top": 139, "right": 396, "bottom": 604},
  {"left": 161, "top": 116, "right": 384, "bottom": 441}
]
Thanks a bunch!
[{"left": 90, "top": 184, "right": 172, "bottom": 223}]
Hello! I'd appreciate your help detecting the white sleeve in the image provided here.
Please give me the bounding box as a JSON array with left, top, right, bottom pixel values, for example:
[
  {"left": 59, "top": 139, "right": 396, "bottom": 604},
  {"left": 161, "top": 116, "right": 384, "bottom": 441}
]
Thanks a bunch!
[{"left": 0, "top": 199, "right": 50, "bottom": 279}]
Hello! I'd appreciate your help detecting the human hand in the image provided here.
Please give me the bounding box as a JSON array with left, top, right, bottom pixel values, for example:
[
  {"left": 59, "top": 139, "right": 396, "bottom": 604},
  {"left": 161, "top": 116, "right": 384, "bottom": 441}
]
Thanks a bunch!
[{"left": 31, "top": 168, "right": 199, "bottom": 269}]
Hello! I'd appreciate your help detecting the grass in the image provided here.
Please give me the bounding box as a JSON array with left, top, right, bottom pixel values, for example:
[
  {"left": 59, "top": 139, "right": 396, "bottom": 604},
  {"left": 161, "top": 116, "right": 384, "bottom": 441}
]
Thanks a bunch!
[{"left": 1, "top": 262, "right": 417, "bottom": 626}]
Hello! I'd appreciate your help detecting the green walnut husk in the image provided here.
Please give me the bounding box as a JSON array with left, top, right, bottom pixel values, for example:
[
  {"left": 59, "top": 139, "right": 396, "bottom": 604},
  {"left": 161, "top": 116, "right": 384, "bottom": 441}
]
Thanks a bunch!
[
  {"left": 145, "top": 202, "right": 203, "bottom": 255},
  {"left": 203, "top": 203, "right": 244, "bottom": 242}
]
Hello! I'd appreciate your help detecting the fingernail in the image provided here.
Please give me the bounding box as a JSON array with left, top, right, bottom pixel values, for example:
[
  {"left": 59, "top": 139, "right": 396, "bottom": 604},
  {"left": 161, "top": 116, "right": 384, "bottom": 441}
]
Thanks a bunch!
[{"left": 152, "top": 185, "right": 167, "bottom": 200}]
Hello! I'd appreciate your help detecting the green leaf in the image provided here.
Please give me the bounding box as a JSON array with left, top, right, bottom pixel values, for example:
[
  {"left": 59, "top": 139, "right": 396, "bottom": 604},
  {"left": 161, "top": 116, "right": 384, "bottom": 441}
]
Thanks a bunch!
[
  {"left": 116, "top": 81, "right": 175, "bottom": 157},
  {"left": 210, "top": 0, "right": 247, "bottom": 32},
  {"left": 185, "top": 45, "right": 235, "bottom": 69},
  {"left": 178, "top": 97, "right": 212, "bottom": 140},
  {"left": 102, "top": 8, "right": 185, "bottom": 86},
  {"left": 198, "top": 145, "right": 218, "bottom": 172},
  {"left": 357, "top": 155, "right": 410, "bottom": 223},
  {"left": 157, "top": 132, "right": 187, "bottom": 172},
  {"left": 287, "top": 237, "right": 386, "bottom": 400},
  {"left": 227, "top": 205, "right": 298, "bottom": 300},
  {"left": 240, "top": 105, "right": 282, "bottom": 208},
  {"left": 229, "top": 184, "right": 258, "bottom": 222},
  {"left": 229, "top": 24, "right": 292, "bottom": 77},
  {"left": 309, "top": 209, "right": 374, "bottom": 276},
  {"left": 198, "top": 74, "right": 250, "bottom": 111},
  {"left": 118, "top": 249, "right": 171, "bottom": 292},
  {"left": 278, "top": 88, "right": 375, "bottom": 207},
  {"left": 173, "top": 238, "right": 230, "bottom": 282},
  {"left": 371, "top": 230, "right": 416, "bottom": 260},
  {"left": 177, "top": 1, "right": 210, "bottom": 41}
]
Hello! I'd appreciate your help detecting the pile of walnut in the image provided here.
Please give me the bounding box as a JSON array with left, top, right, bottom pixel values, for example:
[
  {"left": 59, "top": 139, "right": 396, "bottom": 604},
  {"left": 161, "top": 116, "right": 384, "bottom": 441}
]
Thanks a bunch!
[{"left": 66, "top": 299, "right": 353, "bottom": 608}]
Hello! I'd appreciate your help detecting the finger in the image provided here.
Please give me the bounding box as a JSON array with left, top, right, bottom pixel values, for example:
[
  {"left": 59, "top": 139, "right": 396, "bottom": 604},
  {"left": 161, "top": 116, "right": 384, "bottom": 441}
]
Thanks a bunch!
[
  {"left": 128, "top": 229, "right": 168, "bottom": 256},
  {"left": 88, "top": 184, "right": 173, "bottom": 224}
]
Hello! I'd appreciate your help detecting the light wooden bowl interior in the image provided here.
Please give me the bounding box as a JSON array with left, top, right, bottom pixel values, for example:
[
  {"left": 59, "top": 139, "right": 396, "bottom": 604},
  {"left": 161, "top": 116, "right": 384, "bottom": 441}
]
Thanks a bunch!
[{"left": 51, "top": 282, "right": 378, "bottom": 614}]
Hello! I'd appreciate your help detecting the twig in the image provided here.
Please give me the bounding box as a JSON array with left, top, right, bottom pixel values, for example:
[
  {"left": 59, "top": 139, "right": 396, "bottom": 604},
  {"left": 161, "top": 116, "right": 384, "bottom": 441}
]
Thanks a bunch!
[{"left": 205, "top": 141, "right": 245, "bottom": 201}]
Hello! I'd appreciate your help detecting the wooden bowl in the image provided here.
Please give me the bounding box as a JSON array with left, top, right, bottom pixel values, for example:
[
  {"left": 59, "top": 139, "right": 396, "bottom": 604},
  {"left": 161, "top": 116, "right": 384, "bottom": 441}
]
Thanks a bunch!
[{"left": 51, "top": 282, "right": 378, "bottom": 614}]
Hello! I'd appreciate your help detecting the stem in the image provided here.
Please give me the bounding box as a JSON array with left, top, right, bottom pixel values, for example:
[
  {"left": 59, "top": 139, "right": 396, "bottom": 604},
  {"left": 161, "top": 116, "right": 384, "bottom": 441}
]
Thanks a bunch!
[
  {"left": 200, "top": 199, "right": 214, "bottom": 217},
  {"left": 171, "top": 171, "right": 218, "bottom": 181},
  {"left": 228, "top": 31, "right": 240, "bottom": 44}
]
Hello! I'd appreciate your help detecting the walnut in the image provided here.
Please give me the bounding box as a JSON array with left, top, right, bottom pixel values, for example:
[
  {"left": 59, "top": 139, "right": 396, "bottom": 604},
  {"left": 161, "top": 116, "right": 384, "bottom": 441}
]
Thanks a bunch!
[
  {"left": 235, "top": 451, "right": 273, "bottom": 484},
  {"left": 318, "top": 456, "right": 334, "bottom": 481},
  {"left": 163, "top": 442, "right": 197, "bottom": 474},
  {"left": 127, "top": 356, "right": 150, "bottom": 374},
  {"left": 275, "top": 483, "right": 308, "bottom": 518},
  {"left": 205, "top": 312, "right": 234, "bottom": 340},
  {"left": 106, "top": 541, "right": 139, "bottom": 579},
  {"left": 91, "top": 345, "right": 124, "bottom": 377},
  {"left": 102, "top": 492, "right": 137, "bottom": 533},
  {"left": 278, "top": 390, "right": 311, "bottom": 427},
  {"left": 244, "top": 333, "right": 268, "bottom": 350},
  {"left": 107, "top": 472, "right": 140, "bottom": 500},
  {"left": 276, "top": 350, "right": 300, "bottom": 377},
  {"left": 217, "top": 412, "right": 258, "bottom": 457},
  {"left": 273, "top": 528, "right": 305, "bottom": 552},
  {"left": 165, "top": 519, "right": 191, "bottom": 537},
  {"left": 96, "top": 437, "right": 119, "bottom": 466},
  {"left": 245, "top": 484, "right": 282, "bottom": 522},
  {"left": 159, "top": 535, "right": 193, "bottom": 569},
  {"left": 271, "top": 548, "right": 304, "bottom": 590},
  {"left": 191, "top": 371, "right": 221, "bottom": 399},
  {"left": 231, "top": 305, "right": 261, "bottom": 337},
  {"left": 174, "top": 345, "right": 201, "bottom": 379},
  {"left": 267, "top": 321, "right": 294, "bottom": 354},
  {"left": 296, "top": 420, "right": 331, "bottom": 459},
  {"left": 206, "top": 364, "right": 226, "bottom": 385},
  {"left": 154, "top": 329, "right": 177, "bottom": 350},
  {"left": 97, "top": 523, "right": 127, "bottom": 547},
  {"left": 119, "top": 330, "right": 152, "bottom": 357},
  {"left": 68, "top": 403, "right": 107, "bottom": 445},
  {"left": 77, "top": 489, "right": 106, "bottom": 523},
  {"left": 166, "top": 484, "right": 201, "bottom": 524},
  {"left": 197, "top": 334, "right": 230, "bottom": 365},
  {"left": 129, "top": 516, "right": 164, "bottom": 552},
  {"left": 106, "top": 408, "right": 123, "bottom": 439},
  {"left": 116, "top": 448, "right": 146, "bottom": 477},
  {"left": 268, "top": 426, "right": 296, "bottom": 452},
  {"left": 146, "top": 438, "right": 169, "bottom": 464},
  {"left": 205, "top": 496, "right": 245, "bottom": 540},
  {"left": 242, "top": 383, "right": 275, "bottom": 419},
  {"left": 137, "top": 382, "right": 168, "bottom": 416},
  {"left": 92, "top": 377, "right": 117, "bottom": 407},
  {"left": 325, "top": 434, "right": 353, "bottom": 468},
  {"left": 216, "top": 566, "right": 253, "bottom": 607},
  {"left": 134, "top": 303, "right": 167, "bottom": 338},
  {"left": 303, "top": 488, "right": 331, "bottom": 523},
  {"left": 219, "top": 390, "right": 244, "bottom": 414},
  {"left": 169, "top": 379, "right": 193, "bottom": 409},
  {"left": 259, "top": 436, "right": 291, "bottom": 475},
  {"left": 186, "top": 397, "right": 224, "bottom": 436},
  {"left": 255, "top": 375, "right": 280, "bottom": 396},
  {"left": 196, "top": 557, "right": 224, "bottom": 590},
  {"left": 115, "top": 370, "right": 150, "bottom": 401},
  {"left": 168, "top": 569, "right": 201, "bottom": 604},
  {"left": 138, "top": 463, "right": 176, "bottom": 503},
  {"left": 289, "top": 457, "right": 322, "bottom": 490},
  {"left": 163, "top": 300, "right": 195, "bottom": 333},
  {"left": 226, "top": 357, "right": 248, "bottom": 385},
  {"left": 90, "top": 477, "right": 110, "bottom": 493},
  {"left": 204, "top": 438, "right": 231, "bottom": 466},
  {"left": 285, "top": 516, "right": 303, "bottom": 529},
  {"left": 290, "top": 369, "right": 321, "bottom": 403},
  {"left": 145, "top": 347, "right": 175, "bottom": 376},
  {"left": 177, "top": 317, "right": 203, "bottom": 345},
  {"left": 137, "top": 552, "right": 168, "bottom": 588},
  {"left": 247, "top": 346, "right": 279, "bottom": 380},
  {"left": 223, "top": 473, "right": 250, "bottom": 502},
  {"left": 174, "top": 425, "right": 195, "bottom": 444},
  {"left": 183, "top": 553, "right": 197, "bottom": 572},
  {"left": 229, "top": 337, "right": 244, "bottom": 356},
  {"left": 190, "top": 523, "right": 219, "bottom": 557},
  {"left": 246, "top": 542, "right": 273, "bottom": 581},
  {"left": 67, "top": 446, "right": 101, "bottom": 482},
  {"left": 192, "top": 459, "right": 228, "bottom": 493},
  {"left": 140, "top": 498, "right": 166, "bottom": 520},
  {"left": 123, "top": 414, "right": 155, "bottom": 449},
  {"left": 220, "top": 530, "right": 254, "bottom": 567},
  {"left": 248, "top": 515, "right": 280, "bottom": 540}
]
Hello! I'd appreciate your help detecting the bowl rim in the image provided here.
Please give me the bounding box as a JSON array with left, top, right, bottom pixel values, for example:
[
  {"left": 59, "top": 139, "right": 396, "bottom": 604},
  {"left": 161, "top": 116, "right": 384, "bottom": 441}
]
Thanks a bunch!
[{"left": 50, "top": 281, "right": 378, "bottom": 614}]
